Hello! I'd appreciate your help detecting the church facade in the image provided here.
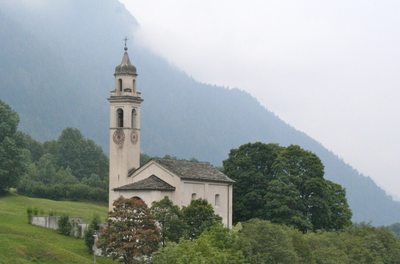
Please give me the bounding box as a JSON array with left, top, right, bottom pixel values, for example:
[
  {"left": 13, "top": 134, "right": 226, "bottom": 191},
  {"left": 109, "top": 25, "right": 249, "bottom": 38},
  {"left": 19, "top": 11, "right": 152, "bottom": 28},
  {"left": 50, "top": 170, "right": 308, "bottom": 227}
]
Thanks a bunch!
[{"left": 108, "top": 46, "right": 234, "bottom": 228}]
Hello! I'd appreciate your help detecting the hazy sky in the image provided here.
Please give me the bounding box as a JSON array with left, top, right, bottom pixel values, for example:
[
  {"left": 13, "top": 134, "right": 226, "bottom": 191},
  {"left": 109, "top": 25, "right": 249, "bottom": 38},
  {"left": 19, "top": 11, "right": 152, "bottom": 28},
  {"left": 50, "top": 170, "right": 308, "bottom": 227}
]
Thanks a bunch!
[{"left": 119, "top": 0, "right": 400, "bottom": 199}]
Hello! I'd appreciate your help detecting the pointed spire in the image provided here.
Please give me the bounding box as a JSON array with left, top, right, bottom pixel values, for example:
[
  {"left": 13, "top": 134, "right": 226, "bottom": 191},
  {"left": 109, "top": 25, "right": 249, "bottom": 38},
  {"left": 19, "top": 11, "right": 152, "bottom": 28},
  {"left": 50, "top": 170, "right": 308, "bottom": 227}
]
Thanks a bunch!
[{"left": 115, "top": 43, "right": 137, "bottom": 75}]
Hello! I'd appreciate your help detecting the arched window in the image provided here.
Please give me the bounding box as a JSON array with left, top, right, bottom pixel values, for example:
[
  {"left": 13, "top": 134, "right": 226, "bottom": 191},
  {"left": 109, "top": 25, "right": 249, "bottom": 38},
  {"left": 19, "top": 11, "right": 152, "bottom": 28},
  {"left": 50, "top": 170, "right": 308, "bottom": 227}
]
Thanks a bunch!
[
  {"left": 117, "top": 108, "right": 124, "bottom": 127},
  {"left": 133, "top": 79, "right": 136, "bottom": 92},
  {"left": 215, "top": 194, "right": 220, "bottom": 207},
  {"left": 131, "top": 109, "right": 136, "bottom": 128},
  {"left": 191, "top": 193, "right": 196, "bottom": 200},
  {"left": 118, "top": 79, "right": 122, "bottom": 92}
]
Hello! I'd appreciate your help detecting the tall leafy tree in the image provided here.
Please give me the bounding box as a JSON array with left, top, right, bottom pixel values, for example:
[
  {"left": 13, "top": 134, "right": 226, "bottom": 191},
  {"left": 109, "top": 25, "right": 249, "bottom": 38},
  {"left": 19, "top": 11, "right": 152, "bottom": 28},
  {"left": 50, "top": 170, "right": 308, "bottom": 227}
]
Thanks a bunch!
[
  {"left": 0, "top": 100, "right": 27, "bottom": 193},
  {"left": 151, "top": 196, "right": 186, "bottom": 246},
  {"left": 271, "top": 144, "right": 332, "bottom": 231},
  {"left": 98, "top": 197, "right": 160, "bottom": 264},
  {"left": 182, "top": 198, "right": 222, "bottom": 239},
  {"left": 223, "top": 142, "right": 352, "bottom": 232},
  {"left": 57, "top": 127, "right": 108, "bottom": 181},
  {"left": 223, "top": 142, "right": 283, "bottom": 223}
]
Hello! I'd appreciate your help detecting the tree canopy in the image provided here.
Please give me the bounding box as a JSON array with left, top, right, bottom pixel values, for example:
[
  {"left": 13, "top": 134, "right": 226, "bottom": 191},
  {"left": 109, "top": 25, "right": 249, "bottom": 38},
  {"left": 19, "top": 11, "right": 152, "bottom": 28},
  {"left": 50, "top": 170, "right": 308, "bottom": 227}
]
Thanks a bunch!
[
  {"left": 151, "top": 196, "right": 186, "bottom": 246},
  {"left": 223, "top": 142, "right": 352, "bottom": 232},
  {"left": 182, "top": 198, "right": 223, "bottom": 240},
  {"left": 98, "top": 197, "right": 160, "bottom": 264},
  {"left": 17, "top": 127, "right": 109, "bottom": 203},
  {"left": 0, "top": 100, "right": 27, "bottom": 194}
]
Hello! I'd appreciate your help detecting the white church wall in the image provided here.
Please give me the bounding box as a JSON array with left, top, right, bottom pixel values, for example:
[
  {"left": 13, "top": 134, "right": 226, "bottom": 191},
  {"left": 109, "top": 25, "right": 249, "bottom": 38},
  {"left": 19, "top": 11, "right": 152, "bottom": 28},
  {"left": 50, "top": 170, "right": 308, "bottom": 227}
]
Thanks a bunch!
[
  {"left": 181, "top": 181, "right": 205, "bottom": 206},
  {"left": 181, "top": 181, "right": 232, "bottom": 228},
  {"left": 114, "top": 190, "right": 174, "bottom": 208}
]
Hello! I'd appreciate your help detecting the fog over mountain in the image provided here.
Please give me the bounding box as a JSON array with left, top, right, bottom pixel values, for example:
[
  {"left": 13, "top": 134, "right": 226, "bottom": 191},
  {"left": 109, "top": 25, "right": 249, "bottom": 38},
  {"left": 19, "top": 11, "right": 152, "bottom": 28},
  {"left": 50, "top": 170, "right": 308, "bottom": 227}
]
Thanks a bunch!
[{"left": 0, "top": 0, "right": 399, "bottom": 225}]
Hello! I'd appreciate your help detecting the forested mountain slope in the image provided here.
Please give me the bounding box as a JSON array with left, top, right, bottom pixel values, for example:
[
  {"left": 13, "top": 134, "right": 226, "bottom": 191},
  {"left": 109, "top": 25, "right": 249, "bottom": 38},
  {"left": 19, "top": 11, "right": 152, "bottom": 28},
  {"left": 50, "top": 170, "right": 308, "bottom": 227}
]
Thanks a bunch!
[{"left": 0, "top": 0, "right": 399, "bottom": 225}]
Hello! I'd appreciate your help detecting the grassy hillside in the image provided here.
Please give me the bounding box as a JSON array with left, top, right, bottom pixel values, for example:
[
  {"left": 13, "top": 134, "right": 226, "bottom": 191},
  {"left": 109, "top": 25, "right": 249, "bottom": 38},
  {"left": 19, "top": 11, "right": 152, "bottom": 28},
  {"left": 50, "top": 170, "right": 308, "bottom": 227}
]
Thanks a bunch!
[{"left": 0, "top": 193, "right": 115, "bottom": 263}]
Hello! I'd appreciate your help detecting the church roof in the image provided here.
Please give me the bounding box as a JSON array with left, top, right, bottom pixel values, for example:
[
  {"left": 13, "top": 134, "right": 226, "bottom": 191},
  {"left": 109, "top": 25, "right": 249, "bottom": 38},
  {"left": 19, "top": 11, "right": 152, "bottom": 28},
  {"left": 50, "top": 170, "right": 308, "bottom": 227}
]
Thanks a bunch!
[
  {"left": 114, "top": 175, "right": 175, "bottom": 191},
  {"left": 115, "top": 49, "right": 137, "bottom": 75},
  {"left": 152, "top": 158, "right": 235, "bottom": 183}
]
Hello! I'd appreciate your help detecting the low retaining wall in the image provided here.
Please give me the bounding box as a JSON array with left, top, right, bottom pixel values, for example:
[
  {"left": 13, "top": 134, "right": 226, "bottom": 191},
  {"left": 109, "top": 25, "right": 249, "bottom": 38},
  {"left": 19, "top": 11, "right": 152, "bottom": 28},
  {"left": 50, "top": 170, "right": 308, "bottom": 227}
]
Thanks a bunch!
[
  {"left": 29, "top": 216, "right": 87, "bottom": 238},
  {"left": 29, "top": 216, "right": 107, "bottom": 254}
]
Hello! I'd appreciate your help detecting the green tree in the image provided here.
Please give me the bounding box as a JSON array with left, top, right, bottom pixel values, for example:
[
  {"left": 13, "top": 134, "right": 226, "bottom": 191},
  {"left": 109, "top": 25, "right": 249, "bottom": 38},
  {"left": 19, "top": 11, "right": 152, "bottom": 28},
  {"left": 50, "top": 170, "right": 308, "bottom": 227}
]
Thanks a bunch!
[
  {"left": 237, "top": 219, "right": 300, "bottom": 264},
  {"left": 0, "top": 100, "right": 27, "bottom": 194},
  {"left": 389, "top": 222, "right": 400, "bottom": 238},
  {"left": 84, "top": 213, "right": 101, "bottom": 254},
  {"left": 33, "top": 153, "right": 57, "bottom": 185},
  {"left": 57, "top": 128, "right": 108, "bottom": 181},
  {"left": 223, "top": 142, "right": 283, "bottom": 223},
  {"left": 223, "top": 142, "right": 352, "bottom": 232},
  {"left": 324, "top": 180, "right": 352, "bottom": 231},
  {"left": 140, "top": 153, "right": 152, "bottom": 166},
  {"left": 152, "top": 224, "right": 246, "bottom": 264},
  {"left": 98, "top": 197, "right": 160, "bottom": 264},
  {"left": 23, "top": 133, "right": 44, "bottom": 163},
  {"left": 182, "top": 198, "right": 222, "bottom": 240},
  {"left": 271, "top": 145, "right": 334, "bottom": 231},
  {"left": 57, "top": 213, "right": 72, "bottom": 235},
  {"left": 151, "top": 197, "right": 186, "bottom": 246}
]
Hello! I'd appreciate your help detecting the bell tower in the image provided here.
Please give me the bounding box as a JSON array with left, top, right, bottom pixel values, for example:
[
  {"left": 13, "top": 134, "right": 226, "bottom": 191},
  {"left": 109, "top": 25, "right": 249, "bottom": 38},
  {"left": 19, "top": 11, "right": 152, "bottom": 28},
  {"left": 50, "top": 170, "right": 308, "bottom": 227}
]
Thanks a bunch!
[{"left": 108, "top": 43, "right": 143, "bottom": 209}]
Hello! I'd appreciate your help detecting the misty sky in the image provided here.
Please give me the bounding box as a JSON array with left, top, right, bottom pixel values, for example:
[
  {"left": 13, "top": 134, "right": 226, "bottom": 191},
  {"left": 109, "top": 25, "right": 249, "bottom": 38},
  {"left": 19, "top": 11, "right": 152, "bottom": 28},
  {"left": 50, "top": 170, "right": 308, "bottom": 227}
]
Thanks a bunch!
[{"left": 119, "top": 0, "right": 400, "bottom": 199}]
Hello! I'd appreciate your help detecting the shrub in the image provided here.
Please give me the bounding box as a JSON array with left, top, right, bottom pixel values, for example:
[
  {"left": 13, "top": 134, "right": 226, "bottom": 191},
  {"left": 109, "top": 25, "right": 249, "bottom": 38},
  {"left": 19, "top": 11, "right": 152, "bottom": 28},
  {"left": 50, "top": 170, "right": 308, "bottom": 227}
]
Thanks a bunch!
[
  {"left": 57, "top": 213, "right": 71, "bottom": 235},
  {"left": 85, "top": 214, "right": 102, "bottom": 254},
  {"left": 27, "top": 206, "right": 33, "bottom": 223},
  {"left": 33, "top": 206, "right": 39, "bottom": 216}
]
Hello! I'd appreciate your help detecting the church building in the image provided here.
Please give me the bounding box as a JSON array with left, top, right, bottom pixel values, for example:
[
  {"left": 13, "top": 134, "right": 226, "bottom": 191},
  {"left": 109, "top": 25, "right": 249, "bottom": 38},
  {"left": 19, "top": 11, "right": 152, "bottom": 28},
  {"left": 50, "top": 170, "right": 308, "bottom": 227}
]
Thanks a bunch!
[{"left": 108, "top": 45, "right": 234, "bottom": 228}]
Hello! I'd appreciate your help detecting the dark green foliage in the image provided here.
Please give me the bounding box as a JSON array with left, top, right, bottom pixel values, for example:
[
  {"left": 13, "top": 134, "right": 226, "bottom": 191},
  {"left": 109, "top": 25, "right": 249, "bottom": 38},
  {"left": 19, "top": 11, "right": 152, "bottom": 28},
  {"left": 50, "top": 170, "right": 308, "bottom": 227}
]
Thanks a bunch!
[
  {"left": 237, "top": 219, "right": 300, "bottom": 264},
  {"left": 152, "top": 224, "right": 246, "bottom": 264},
  {"left": 27, "top": 206, "right": 33, "bottom": 222},
  {"left": 16, "top": 127, "right": 109, "bottom": 203},
  {"left": 151, "top": 196, "right": 186, "bottom": 246},
  {"left": 182, "top": 198, "right": 223, "bottom": 240},
  {"left": 57, "top": 128, "right": 108, "bottom": 181},
  {"left": 57, "top": 213, "right": 72, "bottom": 236},
  {"left": 17, "top": 179, "right": 107, "bottom": 203},
  {"left": 23, "top": 133, "right": 44, "bottom": 163},
  {"left": 223, "top": 142, "right": 283, "bottom": 223},
  {"left": 0, "top": 100, "right": 27, "bottom": 193},
  {"left": 140, "top": 153, "right": 152, "bottom": 166},
  {"left": 389, "top": 223, "right": 400, "bottom": 238},
  {"left": 224, "top": 142, "right": 352, "bottom": 232}
]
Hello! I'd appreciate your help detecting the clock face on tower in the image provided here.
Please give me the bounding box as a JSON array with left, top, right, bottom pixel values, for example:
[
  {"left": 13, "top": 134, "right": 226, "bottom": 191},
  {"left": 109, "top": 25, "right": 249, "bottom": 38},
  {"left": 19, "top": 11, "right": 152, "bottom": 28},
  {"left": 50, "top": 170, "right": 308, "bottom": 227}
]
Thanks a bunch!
[
  {"left": 131, "top": 130, "right": 138, "bottom": 145},
  {"left": 113, "top": 130, "right": 125, "bottom": 145}
]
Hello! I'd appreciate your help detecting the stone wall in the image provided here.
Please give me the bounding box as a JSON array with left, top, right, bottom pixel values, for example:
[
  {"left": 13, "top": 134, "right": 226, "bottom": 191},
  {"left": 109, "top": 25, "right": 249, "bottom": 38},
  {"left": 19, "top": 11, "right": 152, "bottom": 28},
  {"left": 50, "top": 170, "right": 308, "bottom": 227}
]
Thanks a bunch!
[{"left": 29, "top": 216, "right": 87, "bottom": 238}]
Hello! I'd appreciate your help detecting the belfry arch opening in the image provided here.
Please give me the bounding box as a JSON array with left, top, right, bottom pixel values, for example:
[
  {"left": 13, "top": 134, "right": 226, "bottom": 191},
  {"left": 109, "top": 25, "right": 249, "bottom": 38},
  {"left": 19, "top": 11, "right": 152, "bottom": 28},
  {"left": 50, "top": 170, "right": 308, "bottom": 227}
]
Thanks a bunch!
[
  {"left": 133, "top": 79, "right": 136, "bottom": 92},
  {"left": 118, "top": 79, "right": 122, "bottom": 92},
  {"left": 117, "top": 108, "right": 124, "bottom": 127},
  {"left": 131, "top": 109, "right": 137, "bottom": 128}
]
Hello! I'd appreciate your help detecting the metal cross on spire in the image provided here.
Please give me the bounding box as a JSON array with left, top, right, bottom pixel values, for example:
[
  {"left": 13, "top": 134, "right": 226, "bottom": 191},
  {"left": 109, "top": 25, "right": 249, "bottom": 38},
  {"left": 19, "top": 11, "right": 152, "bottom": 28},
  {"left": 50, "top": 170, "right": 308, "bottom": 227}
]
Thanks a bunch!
[{"left": 124, "top": 36, "right": 129, "bottom": 47}]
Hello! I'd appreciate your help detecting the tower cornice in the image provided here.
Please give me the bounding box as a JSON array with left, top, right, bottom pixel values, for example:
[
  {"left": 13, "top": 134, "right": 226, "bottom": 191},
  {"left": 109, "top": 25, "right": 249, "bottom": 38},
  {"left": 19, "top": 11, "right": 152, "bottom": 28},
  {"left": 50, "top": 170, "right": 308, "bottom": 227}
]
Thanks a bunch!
[{"left": 108, "top": 96, "right": 144, "bottom": 104}]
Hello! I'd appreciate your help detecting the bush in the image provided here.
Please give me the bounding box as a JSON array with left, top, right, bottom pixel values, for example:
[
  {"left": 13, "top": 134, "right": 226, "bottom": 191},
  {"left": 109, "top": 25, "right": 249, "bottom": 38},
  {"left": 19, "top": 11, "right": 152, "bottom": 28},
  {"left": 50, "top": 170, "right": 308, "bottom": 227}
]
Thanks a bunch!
[
  {"left": 84, "top": 228, "right": 96, "bottom": 254},
  {"left": 85, "top": 214, "right": 102, "bottom": 254},
  {"left": 57, "top": 213, "right": 71, "bottom": 235},
  {"left": 32, "top": 206, "right": 39, "bottom": 216},
  {"left": 27, "top": 206, "right": 33, "bottom": 223}
]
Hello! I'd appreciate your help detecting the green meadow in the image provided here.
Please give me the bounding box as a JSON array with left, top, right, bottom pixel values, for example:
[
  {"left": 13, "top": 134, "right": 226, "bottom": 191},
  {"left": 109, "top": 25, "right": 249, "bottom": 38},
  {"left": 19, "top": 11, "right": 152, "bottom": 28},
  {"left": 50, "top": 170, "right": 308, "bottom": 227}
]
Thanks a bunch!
[{"left": 0, "top": 193, "right": 116, "bottom": 263}]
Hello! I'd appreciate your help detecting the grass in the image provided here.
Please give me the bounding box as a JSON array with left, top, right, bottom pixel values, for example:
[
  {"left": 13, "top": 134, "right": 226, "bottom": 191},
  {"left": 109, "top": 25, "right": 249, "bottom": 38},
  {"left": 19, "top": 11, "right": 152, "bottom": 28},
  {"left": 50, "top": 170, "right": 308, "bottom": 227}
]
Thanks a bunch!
[{"left": 0, "top": 193, "right": 116, "bottom": 263}]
